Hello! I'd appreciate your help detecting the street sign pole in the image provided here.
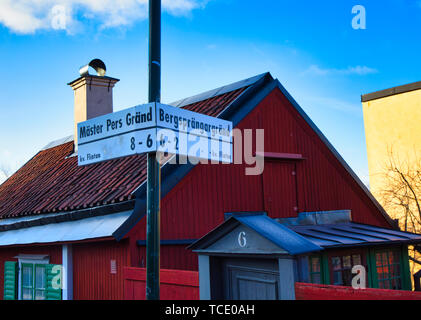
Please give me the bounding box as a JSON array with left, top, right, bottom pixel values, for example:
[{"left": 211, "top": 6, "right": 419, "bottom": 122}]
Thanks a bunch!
[
  {"left": 146, "top": 0, "right": 161, "bottom": 300},
  {"left": 77, "top": 0, "right": 232, "bottom": 301}
]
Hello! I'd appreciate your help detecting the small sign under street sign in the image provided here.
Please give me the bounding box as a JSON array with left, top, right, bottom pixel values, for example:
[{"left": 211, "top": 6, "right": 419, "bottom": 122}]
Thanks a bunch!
[{"left": 77, "top": 102, "right": 233, "bottom": 166}]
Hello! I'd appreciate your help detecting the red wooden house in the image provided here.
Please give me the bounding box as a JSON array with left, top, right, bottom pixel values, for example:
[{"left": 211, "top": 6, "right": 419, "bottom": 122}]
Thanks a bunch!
[{"left": 0, "top": 69, "right": 419, "bottom": 300}]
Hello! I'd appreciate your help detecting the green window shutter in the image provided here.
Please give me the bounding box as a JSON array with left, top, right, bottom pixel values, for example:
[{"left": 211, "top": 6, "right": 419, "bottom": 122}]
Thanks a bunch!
[
  {"left": 321, "top": 253, "right": 330, "bottom": 285},
  {"left": 367, "top": 248, "right": 378, "bottom": 288},
  {"left": 4, "top": 261, "right": 18, "bottom": 300},
  {"left": 400, "top": 245, "right": 412, "bottom": 291},
  {"left": 45, "top": 264, "right": 62, "bottom": 300}
]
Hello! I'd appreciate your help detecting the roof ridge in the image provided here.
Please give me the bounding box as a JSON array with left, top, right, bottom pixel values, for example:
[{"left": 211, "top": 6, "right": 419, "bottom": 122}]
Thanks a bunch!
[
  {"left": 41, "top": 135, "right": 74, "bottom": 151},
  {"left": 169, "top": 72, "right": 270, "bottom": 108},
  {"left": 39, "top": 73, "right": 272, "bottom": 152}
]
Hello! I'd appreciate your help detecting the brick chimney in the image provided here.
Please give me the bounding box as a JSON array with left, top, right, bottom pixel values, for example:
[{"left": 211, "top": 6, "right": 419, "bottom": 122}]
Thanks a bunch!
[{"left": 68, "top": 59, "right": 119, "bottom": 149}]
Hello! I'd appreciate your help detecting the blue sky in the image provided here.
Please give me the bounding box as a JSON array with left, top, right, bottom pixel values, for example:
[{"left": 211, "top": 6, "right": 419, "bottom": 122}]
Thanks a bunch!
[{"left": 0, "top": 0, "right": 420, "bottom": 184}]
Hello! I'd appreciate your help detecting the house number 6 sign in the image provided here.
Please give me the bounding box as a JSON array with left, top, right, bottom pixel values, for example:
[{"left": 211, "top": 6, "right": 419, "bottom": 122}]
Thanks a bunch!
[{"left": 238, "top": 231, "right": 247, "bottom": 247}]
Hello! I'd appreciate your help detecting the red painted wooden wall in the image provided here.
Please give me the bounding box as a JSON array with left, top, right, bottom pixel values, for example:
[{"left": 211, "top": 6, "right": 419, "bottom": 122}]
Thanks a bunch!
[
  {"left": 127, "top": 87, "right": 391, "bottom": 271},
  {"left": 72, "top": 240, "right": 129, "bottom": 300},
  {"left": 295, "top": 283, "right": 421, "bottom": 300},
  {"left": 123, "top": 267, "right": 199, "bottom": 300}
]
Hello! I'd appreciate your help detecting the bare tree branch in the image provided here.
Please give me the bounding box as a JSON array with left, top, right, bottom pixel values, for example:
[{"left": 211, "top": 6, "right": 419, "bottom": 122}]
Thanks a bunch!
[
  {"left": 409, "top": 256, "right": 421, "bottom": 266},
  {"left": 379, "top": 147, "right": 421, "bottom": 288}
]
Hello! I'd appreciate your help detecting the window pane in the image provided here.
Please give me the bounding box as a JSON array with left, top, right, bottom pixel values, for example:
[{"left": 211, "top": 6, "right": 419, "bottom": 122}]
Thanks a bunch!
[
  {"left": 382, "top": 252, "right": 388, "bottom": 265},
  {"left": 383, "top": 266, "right": 390, "bottom": 279},
  {"left": 343, "top": 256, "right": 351, "bottom": 269},
  {"left": 392, "top": 251, "right": 400, "bottom": 263},
  {"left": 376, "top": 253, "right": 382, "bottom": 266},
  {"left": 333, "top": 271, "right": 343, "bottom": 285},
  {"left": 394, "top": 264, "right": 401, "bottom": 277},
  {"left": 311, "top": 257, "right": 320, "bottom": 273},
  {"left": 35, "top": 290, "right": 46, "bottom": 300},
  {"left": 375, "top": 249, "right": 403, "bottom": 291},
  {"left": 343, "top": 269, "right": 352, "bottom": 286},
  {"left": 35, "top": 266, "right": 46, "bottom": 289},
  {"left": 22, "top": 265, "right": 33, "bottom": 287},
  {"left": 22, "top": 288, "right": 32, "bottom": 300},
  {"left": 332, "top": 257, "right": 341, "bottom": 271},
  {"left": 389, "top": 264, "right": 396, "bottom": 277},
  {"left": 377, "top": 267, "right": 384, "bottom": 280},
  {"left": 352, "top": 255, "right": 361, "bottom": 266}
]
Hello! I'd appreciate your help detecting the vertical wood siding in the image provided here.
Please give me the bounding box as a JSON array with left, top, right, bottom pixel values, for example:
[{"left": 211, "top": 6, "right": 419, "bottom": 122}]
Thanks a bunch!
[
  {"left": 128, "top": 87, "right": 391, "bottom": 272},
  {"left": 72, "top": 240, "right": 129, "bottom": 300},
  {"left": 263, "top": 161, "right": 298, "bottom": 218}
]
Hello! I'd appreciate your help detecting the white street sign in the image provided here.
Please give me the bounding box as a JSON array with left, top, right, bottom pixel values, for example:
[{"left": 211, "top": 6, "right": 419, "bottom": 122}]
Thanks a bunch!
[
  {"left": 156, "top": 104, "right": 232, "bottom": 142},
  {"left": 77, "top": 103, "right": 232, "bottom": 166},
  {"left": 156, "top": 128, "right": 232, "bottom": 163}
]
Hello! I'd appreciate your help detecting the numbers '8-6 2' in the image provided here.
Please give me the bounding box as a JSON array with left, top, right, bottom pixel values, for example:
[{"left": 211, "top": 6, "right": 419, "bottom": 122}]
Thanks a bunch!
[{"left": 131, "top": 134, "right": 153, "bottom": 151}]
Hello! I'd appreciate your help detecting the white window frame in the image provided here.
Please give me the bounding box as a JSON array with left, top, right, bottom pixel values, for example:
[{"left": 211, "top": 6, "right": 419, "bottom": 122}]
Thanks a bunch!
[{"left": 17, "top": 256, "right": 49, "bottom": 300}]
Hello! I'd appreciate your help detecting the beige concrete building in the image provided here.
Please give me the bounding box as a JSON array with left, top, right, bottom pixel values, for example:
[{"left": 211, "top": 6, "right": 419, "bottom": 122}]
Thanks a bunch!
[
  {"left": 362, "top": 82, "right": 421, "bottom": 282},
  {"left": 362, "top": 82, "right": 421, "bottom": 200}
]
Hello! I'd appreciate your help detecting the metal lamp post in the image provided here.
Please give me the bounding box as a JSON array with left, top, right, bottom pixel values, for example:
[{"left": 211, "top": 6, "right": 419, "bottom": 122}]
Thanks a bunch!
[{"left": 146, "top": 0, "right": 161, "bottom": 301}]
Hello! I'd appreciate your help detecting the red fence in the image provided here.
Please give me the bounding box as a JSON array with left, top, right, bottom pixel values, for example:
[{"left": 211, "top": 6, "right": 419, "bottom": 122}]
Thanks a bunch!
[
  {"left": 123, "top": 267, "right": 199, "bottom": 300},
  {"left": 295, "top": 283, "right": 421, "bottom": 300},
  {"left": 123, "top": 269, "right": 421, "bottom": 300}
]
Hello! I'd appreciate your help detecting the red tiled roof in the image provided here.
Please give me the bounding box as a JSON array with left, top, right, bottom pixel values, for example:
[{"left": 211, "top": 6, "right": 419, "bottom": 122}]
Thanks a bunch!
[{"left": 0, "top": 87, "right": 247, "bottom": 219}]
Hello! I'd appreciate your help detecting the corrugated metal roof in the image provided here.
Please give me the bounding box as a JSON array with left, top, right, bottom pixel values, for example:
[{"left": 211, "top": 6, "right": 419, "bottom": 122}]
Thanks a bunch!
[
  {"left": 189, "top": 214, "right": 323, "bottom": 255},
  {"left": 0, "top": 210, "right": 131, "bottom": 246},
  {"left": 191, "top": 214, "right": 421, "bottom": 255},
  {"left": 170, "top": 73, "right": 267, "bottom": 108},
  {"left": 0, "top": 211, "right": 69, "bottom": 226},
  {"left": 0, "top": 75, "right": 255, "bottom": 219},
  {"left": 289, "top": 223, "right": 421, "bottom": 248},
  {"left": 235, "top": 215, "right": 323, "bottom": 255}
]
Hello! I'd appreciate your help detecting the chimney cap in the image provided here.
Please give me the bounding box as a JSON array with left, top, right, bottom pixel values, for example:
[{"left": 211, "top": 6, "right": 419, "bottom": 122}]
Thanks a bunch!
[{"left": 79, "top": 58, "right": 107, "bottom": 77}]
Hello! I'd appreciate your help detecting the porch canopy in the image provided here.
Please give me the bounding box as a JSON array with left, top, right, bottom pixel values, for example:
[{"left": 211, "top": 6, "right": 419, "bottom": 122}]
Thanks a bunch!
[
  {"left": 0, "top": 210, "right": 132, "bottom": 246},
  {"left": 190, "top": 212, "right": 421, "bottom": 255},
  {"left": 289, "top": 223, "right": 421, "bottom": 249}
]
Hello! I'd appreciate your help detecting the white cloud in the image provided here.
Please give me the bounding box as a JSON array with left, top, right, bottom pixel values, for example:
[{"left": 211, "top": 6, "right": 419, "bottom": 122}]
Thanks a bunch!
[
  {"left": 163, "top": 0, "right": 207, "bottom": 15},
  {"left": 302, "top": 95, "right": 362, "bottom": 116},
  {"left": 0, "top": 0, "right": 208, "bottom": 34},
  {"left": 304, "top": 64, "right": 378, "bottom": 76}
]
